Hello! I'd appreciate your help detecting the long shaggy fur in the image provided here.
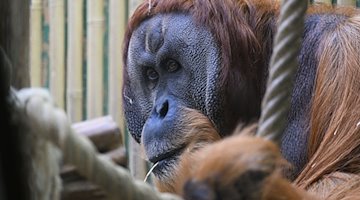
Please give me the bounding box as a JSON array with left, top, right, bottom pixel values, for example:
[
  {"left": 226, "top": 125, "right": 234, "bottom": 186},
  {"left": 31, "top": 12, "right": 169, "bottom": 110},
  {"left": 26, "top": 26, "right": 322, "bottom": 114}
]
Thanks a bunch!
[
  {"left": 178, "top": 125, "right": 316, "bottom": 200},
  {"left": 295, "top": 7, "right": 360, "bottom": 197},
  {"left": 124, "top": 0, "right": 360, "bottom": 199}
]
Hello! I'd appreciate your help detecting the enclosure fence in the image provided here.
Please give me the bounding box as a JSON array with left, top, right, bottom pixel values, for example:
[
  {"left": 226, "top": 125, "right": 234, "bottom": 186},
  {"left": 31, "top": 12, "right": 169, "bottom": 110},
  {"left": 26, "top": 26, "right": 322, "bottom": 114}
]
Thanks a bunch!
[
  {"left": 312, "top": 0, "right": 360, "bottom": 5},
  {"left": 29, "top": 0, "right": 360, "bottom": 124},
  {"left": 29, "top": 0, "right": 149, "bottom": 181},
  {"left": 29, "top": 0, "right": 360, "bottom": 182},
  {"left": 30, "top": 0, "right": 131, "bottom": 127}
]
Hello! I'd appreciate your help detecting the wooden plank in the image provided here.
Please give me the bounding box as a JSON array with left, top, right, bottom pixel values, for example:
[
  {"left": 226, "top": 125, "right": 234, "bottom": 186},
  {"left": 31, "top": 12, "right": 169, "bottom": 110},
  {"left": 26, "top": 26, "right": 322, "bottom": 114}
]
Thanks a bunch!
[
  {"left": 61, "top": 178, "right": 107, "bottom": 200},
  {"left": 87, "top": 0, "right": 105, "bottom": 119},
  {"left": 67, "top": 0, "right": 84, "bottom": 122},
  {"left": 72, "top": 116, "right": 123, "bottom": 152},
  {"left": 49, "top": 0, "right": 65, "bottom": 108},
  {"left": 30, "top": 0, "right": 43, "bottom": 87}
]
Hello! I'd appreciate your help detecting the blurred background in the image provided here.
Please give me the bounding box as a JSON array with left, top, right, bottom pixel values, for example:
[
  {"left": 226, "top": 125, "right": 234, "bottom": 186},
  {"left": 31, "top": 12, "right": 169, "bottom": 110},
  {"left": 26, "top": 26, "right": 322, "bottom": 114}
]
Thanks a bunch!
[{"left": 0, "top": 1, "right": 145, "bottom": 199}]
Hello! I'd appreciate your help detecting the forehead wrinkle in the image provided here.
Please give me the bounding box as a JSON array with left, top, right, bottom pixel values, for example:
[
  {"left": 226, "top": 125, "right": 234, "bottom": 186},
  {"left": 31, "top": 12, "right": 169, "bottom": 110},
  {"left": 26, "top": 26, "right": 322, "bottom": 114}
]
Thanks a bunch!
[{"left": 145, "top": 16, "right": 165, "bottom": 54}]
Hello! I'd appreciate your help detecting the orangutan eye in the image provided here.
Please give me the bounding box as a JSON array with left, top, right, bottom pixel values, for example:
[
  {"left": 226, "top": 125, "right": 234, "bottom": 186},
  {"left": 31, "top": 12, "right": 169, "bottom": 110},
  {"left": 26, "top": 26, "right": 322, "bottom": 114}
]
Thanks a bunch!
[
  {"left": 166, "top": 59, "right": 180, "bottom": 73},
  {"left": 146, "top": 68, "right": 159, "bottom": 81}
]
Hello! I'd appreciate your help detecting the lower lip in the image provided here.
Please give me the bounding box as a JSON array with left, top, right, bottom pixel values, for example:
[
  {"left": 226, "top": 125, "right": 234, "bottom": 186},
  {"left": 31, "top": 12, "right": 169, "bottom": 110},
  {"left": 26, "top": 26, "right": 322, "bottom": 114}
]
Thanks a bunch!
[
  {"left": 152, "top": 156, "right": 178, "bottom": 176},
  {"left": 149, "top": 147, "right": 186, "bottom": 178}
]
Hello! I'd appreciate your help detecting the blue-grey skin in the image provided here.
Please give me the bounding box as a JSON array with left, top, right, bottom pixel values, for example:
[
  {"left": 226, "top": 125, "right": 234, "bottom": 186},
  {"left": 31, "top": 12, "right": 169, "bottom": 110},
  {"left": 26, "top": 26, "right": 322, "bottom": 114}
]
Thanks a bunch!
[{"left": 124, "top": 13, "right": 222, "bottom": 181}]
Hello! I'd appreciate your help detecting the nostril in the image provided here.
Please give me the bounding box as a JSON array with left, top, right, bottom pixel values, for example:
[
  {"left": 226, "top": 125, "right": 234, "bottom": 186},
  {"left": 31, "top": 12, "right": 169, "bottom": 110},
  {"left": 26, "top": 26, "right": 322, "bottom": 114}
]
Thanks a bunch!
[{"left": 158, "top": 100, "right": 169, "bottom": 118}]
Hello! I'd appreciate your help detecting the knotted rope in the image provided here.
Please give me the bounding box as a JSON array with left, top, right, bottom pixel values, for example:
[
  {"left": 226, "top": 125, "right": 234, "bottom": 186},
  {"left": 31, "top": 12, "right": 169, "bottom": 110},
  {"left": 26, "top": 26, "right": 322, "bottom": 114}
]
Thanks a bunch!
[
  {"left": 16, "top": 88, "right": 181, "bottom": 200},
  {"left": 257, "top": 0, "right": 308, "bottom": 143}
]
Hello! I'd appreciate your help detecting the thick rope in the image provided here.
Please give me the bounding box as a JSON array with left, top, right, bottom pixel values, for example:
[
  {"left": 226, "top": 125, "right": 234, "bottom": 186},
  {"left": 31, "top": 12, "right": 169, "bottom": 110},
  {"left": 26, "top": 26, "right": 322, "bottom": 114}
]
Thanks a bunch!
[
  {"left": 17, "top": 88, "right": 182, "bottom": 200},
  {"left": 257, "top": 0, "right": 308, "bottom": 144}
]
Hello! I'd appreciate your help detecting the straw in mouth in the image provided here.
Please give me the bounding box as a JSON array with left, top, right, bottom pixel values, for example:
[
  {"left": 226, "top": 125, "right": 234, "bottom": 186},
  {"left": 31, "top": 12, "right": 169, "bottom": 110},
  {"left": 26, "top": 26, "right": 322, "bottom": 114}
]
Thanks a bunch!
[{"left": 144, "top": 162, "right": 159, "bottom": 182}]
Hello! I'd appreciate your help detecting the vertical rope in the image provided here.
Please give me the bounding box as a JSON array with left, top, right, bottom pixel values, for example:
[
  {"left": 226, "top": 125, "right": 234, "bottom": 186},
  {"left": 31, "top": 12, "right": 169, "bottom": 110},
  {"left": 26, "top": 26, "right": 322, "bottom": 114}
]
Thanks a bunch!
[{"left": 257, "top": 0, "right": 308, "bottom": 143}]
